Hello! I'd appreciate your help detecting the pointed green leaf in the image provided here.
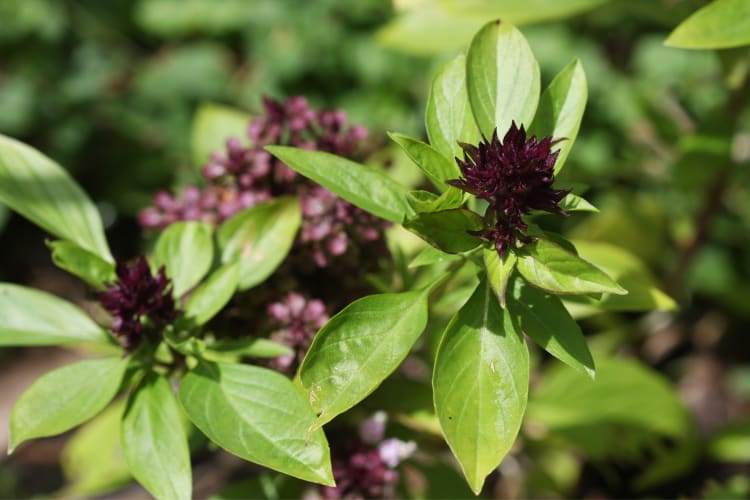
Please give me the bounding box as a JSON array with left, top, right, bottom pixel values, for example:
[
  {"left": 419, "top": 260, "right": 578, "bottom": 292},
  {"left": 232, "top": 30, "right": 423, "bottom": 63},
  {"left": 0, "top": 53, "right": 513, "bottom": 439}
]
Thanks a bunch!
[
  {"left": 300, "top": 285, "right": 436, "bottom": 426},
  {"left": 558, "top": 193, "right": 598, "bottom": 213},
  {"left": 184, "top": 261, "right": 240, "bottom": 325},
  {"left": 433, "top": 278, "right": 529, "bottom": 494},
  {"left": 266, "top": 146, "right": 412, "bottom": 223},
  {"left": 404, "top": 209, "right": 484, "bottom": 254},
  {"left": 122, "top": 373, "right": 192, "bottom": 500},
  {"left": 180, "top": 361, "right": 333, "bottom": 486},
  {"left": 666, "top": 0, "right": 750, "bottom": 49},
  {"left": 516, "top": 239, "right": 627, "bottom": 296},
  {"left": 152, "top": 221, "right": 213, "bottom": 297},
  {"left": 48, "top": 240, "right": 116, "bottom": 290},
  {"left": 466, "top": 21, "right": 540, "bottom": 138},
  {"left": 529, "top": 59, "right": 587, "bottom": 173},
  {"left": 0, "top": 134, "right": 112, "bottom": 262},
  {"left": 426, "top": 53, "right": 482, "bottom": 159},
  {"left": 217, "top": 197, "right": 300, "bottom": 291},
  {"left": 567, "top": 240, "right": 676, "bottom": 312},
  {"left": 10, "top": 357, "right": 128, "bottom": 452},
  {"left": 406, "top": 188, "right": 464, "bottom": 213},
  {"left": 191, "top": 103, "right": 251, "bottom": 167},
  {"left": 205, "top": 338, "right": 293, "bottom": 359},
  {"left": 389, "top": 133, "right": 461, "bottom": 192},
  {"left": 506, "top": 276, "right": 594, "bottom": 378},
  {"left": 409, "top": 245, "right": 463, "bottom": 269},
  {"left": 0, "top": 283, "right": 110, "bottom": 346},
  {"left": 483, "top": 247, "right": 516, "bottom": 307}
]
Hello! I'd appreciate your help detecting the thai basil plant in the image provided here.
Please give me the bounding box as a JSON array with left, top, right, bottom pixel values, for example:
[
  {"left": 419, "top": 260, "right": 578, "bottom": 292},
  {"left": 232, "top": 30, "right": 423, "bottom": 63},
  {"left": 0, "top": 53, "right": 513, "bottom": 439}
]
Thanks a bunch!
[
  {"left": 0, "top": 19, "right": 671, "bottom": 498},
  {"left": 268, "top": 19, "right": 631, "bottom": 494}
]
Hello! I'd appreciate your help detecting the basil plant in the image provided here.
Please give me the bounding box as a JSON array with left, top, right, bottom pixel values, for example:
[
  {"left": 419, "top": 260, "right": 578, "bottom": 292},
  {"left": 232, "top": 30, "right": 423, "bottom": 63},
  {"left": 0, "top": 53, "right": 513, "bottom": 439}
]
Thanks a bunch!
[
  {"left": 268, "top": 19, "right": 635, "bottom": 494},
  {"left": 0, "top": 19, "right": 671, "bottom": 498}
]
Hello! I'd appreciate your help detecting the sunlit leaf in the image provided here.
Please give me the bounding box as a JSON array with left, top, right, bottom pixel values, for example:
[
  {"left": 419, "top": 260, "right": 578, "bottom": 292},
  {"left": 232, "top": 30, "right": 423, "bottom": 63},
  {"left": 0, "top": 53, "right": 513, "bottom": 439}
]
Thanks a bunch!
[
  {"left": 0, "top": 134, "right": 112, "bottom": 262},
  {"left": 217, "top": 197, "right": 300, "bottom": 291},
  {"left": 433, "top": 278, "right": 529, "bottom": 494},
  {"left": 516, "top": 239, "right": 627, "bottom": 296},
  {"left": 425, "top": 53, "right": 482, "bottom": 159},
  {"left": 0, "top": 283, "right": 110, "bottom": 346},
  {"left": 466, "top": 20, "right": 540, "bottom": 138},
  {"left": 122, "top": 373, "right": 191, "bottom": 500},
  {"left": 152, "top": 221, "right": 213, "bottom": 297},
  {"left": 10, "top": 357, "right": 128, "bottom": 452},
  {"left": 180, "top": 361, "right": 334, "bottom": 485},
  {"left": 266, "top": 146, "right": 412, "bottom": 223},
  {"left": 666, "top": 0, "right": 750, "bottom": 49},
  {"left": 529, "top": 58, "right": 587, "bottom": 173}
]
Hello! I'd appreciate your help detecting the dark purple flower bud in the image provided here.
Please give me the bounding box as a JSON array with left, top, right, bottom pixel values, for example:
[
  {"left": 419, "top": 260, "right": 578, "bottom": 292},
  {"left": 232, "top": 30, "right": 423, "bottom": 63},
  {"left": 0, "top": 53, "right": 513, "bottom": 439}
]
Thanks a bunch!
[
  {"left": 448, "top": 121, "right": 569, "bottom": 258},
  {"left": 98, "top": 256, "right": 179, "bottom": 350}
]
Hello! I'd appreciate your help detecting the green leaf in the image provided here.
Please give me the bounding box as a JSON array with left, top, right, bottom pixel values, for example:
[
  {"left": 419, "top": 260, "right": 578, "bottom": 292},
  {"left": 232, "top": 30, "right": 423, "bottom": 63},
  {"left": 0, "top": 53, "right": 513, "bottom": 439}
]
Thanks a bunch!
[
  {"left": 432, "top": 278, "right": 529, "bottom": 494},
  {"left": 709, "top": 421, "right": 750, "bottom": 462},
  {"left": 388, "top": 133, "right": 461, "bottom": 192},
  {"left": 516, "top": 239, "right": 627, "bottom": 296},
  {"left": 0, "top": 134, "right": 112, "bottom": 262},
  {"left": 205, "top": 338, "right": 293, "bottom": 359},
  {"left": 409, "top": 245, "right": 464, "bottom": 269},
  {"left": 483, "top": 247, "right": 516, "bottom": 307},
  {"left": 184, "top": 261, "right": 240, "bottom": 325},
  {"left": 191, "top": 102, "right": 251, "bottom": 166},
  {"left": 266, "top": 146, "right": 412, "bottom": 223},
  {"left": 152, "top": 221, "right": 213, "bottom": 297},
  {"left": 60, "top": 401, "right": 131, "bottom": 497},
  {"left": 666, "top": 0, "right": 750, "bottom": 49},
  {"left": 406, "top": 188, "right": 464, "bottom": 213},
  {"left": 217, "top": 197, "right": 300, "bottom": 291},
  {"left": 0, "top": 283, "right": 110, "bottom": 346},
  {"left": 466, "top": 21, "right": 540, "bottom": 139},
  {"left": 426, "top": 53, "right": 482, "bottom": 159},
  {"left": 48, "top": 240, "right": 116, "bottom": 289},
  {"left": 404, "top": 209, "right": 484, "bottom": 254},
  {"left": 9, "top": 357, "right": 128, "bottom": 452},
  {"left": 567, "top": 240, "right": 676, "bottom": 312},
  {"left": 300, "top": 283, "right": 438, "bottom": 426},
  {"left": 506, "top": 276, "right": 595, "bottom": 378},
  {"left": 529, "top": 58, "right": 587, "bottom": 173},
  {"left": 441, "top": 0, "right": 609, "bottom": 25},
  {"left": 122, "top": 373, "right": 192, "bottom": 500},
  {"left": 180, "top": 361, "right": 334, "bottom": 486},
  {"left": 558, "top": 193, "right": 598, "bottom": 213}
]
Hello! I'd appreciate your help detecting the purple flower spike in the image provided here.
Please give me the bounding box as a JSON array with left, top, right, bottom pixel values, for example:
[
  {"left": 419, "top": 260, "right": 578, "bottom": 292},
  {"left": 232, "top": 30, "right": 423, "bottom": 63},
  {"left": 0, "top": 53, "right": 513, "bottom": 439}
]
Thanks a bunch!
[
  {"left": 448, "top": 121, "right": 569, "bottom": 257},
  {"left": 98, "top": 256, "right": 178, "bottom": 350}
]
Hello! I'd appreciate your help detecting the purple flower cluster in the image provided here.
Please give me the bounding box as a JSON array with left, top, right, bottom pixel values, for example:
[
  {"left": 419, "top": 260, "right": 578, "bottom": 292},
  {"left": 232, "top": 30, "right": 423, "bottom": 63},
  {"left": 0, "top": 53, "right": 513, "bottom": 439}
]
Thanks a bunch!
[
  {"left": 138, "top": 96, "right": 385, "bottom": 268},
  {"left": 322, "top": 413, "right": 415, "bottom": 499},
  {"left": 448, "top": 121, "right": 569, "bottom": 257},
  {"left": 266, "top": 292, "right": 329, "bottom": 372},
  {"left": 299, "top": 185, "right": 386, "bottom": 267},
  {"left": 98, "top": 257, "right": 178, "bottom": 350}
]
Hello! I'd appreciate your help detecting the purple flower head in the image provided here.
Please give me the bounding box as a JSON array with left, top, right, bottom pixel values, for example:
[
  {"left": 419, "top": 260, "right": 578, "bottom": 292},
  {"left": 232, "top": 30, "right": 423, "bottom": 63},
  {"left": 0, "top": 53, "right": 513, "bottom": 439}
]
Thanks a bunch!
[
  {"left": 448, "top": 122, "right": 569, "bottom": 257},
  {"left": 324, "top": 446, "right": 401, "bottom": 499},
  {"left": 98, "top": 256, "right": 178, "bottom": 350},
  {"left": 266, "top": 292, "right": 329, "bottom": 372}
]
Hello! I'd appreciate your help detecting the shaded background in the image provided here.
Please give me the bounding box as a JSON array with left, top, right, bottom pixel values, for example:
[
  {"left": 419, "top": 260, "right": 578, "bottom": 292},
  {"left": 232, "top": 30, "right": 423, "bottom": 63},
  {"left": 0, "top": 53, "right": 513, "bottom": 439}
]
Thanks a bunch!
[{"left": 1, "top": 0, "right": 749, "bottom": 498}]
